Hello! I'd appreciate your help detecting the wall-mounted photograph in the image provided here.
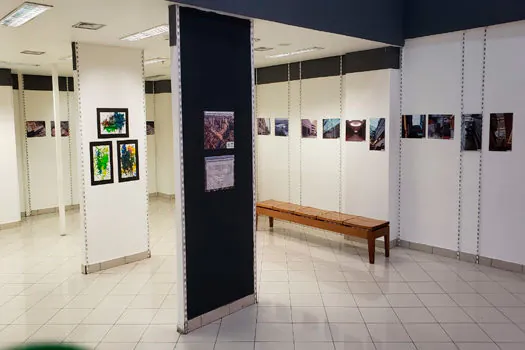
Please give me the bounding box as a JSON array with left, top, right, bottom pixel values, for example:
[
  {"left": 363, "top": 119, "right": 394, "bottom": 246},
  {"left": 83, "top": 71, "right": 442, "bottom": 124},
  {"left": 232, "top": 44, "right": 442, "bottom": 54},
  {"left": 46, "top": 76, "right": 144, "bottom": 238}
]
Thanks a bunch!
[
  {"left": 89, "top": 141, "right": 113, "bottom": 186},
  {"left": 146, "top": 121, "right": 155, "bottom": 136},
  {"left": 323, "top": 118, "right": 341, "bottom": 139},
  {"left": 204, "top": 111, "right": 235, "bottom": 150},
  {"left": 205, "top": 155, "right": 235, "bottom": 192},
  {"left": 117, "top": 140, "right": 140, "bottom": 182},
  {"left": 489, "top": 113, "right": 513, "bottom": 152},
  {"left": 275, "top": 118, "right": 289, "bottom": 137},
  {"left": 461, "top": 114, "right": 482, "bottom": 151},
  {"left": 370, "top": 118, "right": 386, "bottom": 151},
  {"left": 97, "top": 108, "right": 129, "bottom": 139},
  {"left": 257, "top": 118, "right": 271, "bottom": 135},
  {"left": 428, "top": 114, "right": 454, "bottom": 140},
  {"left": 345, "top": 119, "right": 365, "bottom": 142},
  {"left": 402, "top": 115, "right": 426, "bottom": 138},
  {"left": 301, "top": 119, "right": 317, "bottom": 138},
  {"left": 51, "top": 121, "right": 70, "bottom": 137},
  {"left": 26, "top": 121, "right": 46, "bottom": 138}
]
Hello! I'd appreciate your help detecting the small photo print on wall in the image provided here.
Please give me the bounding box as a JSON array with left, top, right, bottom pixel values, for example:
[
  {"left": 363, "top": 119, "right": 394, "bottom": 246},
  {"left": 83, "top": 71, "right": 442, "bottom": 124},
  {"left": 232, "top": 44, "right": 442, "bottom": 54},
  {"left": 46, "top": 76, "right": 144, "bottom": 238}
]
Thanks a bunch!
[
  {"left": 301, "top": 119, "right": 317, "bottom": 138},
  {"left": 89, "top": 141, "right": 113, "bottom": 186},
  {"left": 461, "top": 114, "right": 482, "bottom": 151},
  {"left": 51, "top": 121, "right": 70, "bottom": 137},
  {"left": 26, "top": 121, "right": 46, "bottom": 138},
  {"left": 275, "top": 118, "right": 289, "bottom": 136},
  {"left": 204, "top": 111, "right": 235, "bottom": 150},
  {"left": 489, "top": 113, "right": 513, "bottom": 152},
  {"left": 257, "top": 118, "right": 271, "bottom": 135},
  {"left": 345, "top": 120, "right": 365, "bottom": 142},
  {"left": 323, "top": 118, "right": 341, "bottom": 139},
  {"left": 205, "top": 155, "right": 235, "bottom": 192},
  {"left": 146, "top": 121, "right": 155, "bottom": 136},
  {"left": 402, "top": 115, "right": 426, "bottom": 138},
  {"left": 370, "top": 118, "right": 386, "bottom": 151},
  {"left": 117, "top": 140, "right": 140, "bottom": 182},
  {"left": 97, "top": 108, "right": 129, "bottom": 139},
  {"left": 428, "top": 114, "right": 454, "bottom": 140}
]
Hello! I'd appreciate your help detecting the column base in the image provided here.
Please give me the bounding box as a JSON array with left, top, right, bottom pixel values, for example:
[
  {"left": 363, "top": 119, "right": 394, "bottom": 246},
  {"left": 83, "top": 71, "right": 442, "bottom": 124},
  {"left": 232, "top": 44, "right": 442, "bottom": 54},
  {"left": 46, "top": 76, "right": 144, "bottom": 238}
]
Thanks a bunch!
[{"left": 81, "top": 250, "right": 151, "bottom": 274}]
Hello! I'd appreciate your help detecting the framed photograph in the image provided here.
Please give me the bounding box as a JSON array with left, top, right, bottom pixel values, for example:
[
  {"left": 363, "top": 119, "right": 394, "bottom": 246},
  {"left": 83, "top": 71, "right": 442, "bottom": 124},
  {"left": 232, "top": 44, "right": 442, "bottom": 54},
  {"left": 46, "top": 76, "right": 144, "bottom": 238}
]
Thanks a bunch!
[
  {"left": 275, "top": 118, "right": 289, "bottom": 137},
  {"left": 345, "top": 119, "right": 365, "bottom": 141},
  {"left": 146, "top": 121, "right": 155, "bottom": 136},
  {"left": 402, "top": 115, "right": 426, "bottom": 138},
  {"left": 51, "top": 121, "right": 70, "bottom": 137},
  {"left": 89, "top": 141, "right": 113, "bottom": 186},
  {"left": 370, "top": 118, "right": 386, "bottom": 151},
  {"left": 301, "top": 119, "right": 317, "bottom": 138},
  {"left": 204, "top": 111, "right": 235, "bottom": 150},
  {"left": 97, "top": 108, "right": 129, "bottom": 139},
  {"left": 461, "top": 114, "right": 482, "bottom": 151},
  {"left": 428, "top": 114, "right": 454, "bottom": 140},
  {"left": 323, "top": 118, "right": 341, "bottom": 139},
  {"left": 117, "top": 140, "right": 140, "bottom": 182},
  {"left": 257, "top": 118, "right": 271, "bottom": 135},
  {"left": 489, "top": 113, "right": 513, "bottom": 152},
  {"left": 26, "top": 121, "right": 46, "bottom": 138},
  {"left": 205, "top": 155, "right": 235, "bottom": 192}
]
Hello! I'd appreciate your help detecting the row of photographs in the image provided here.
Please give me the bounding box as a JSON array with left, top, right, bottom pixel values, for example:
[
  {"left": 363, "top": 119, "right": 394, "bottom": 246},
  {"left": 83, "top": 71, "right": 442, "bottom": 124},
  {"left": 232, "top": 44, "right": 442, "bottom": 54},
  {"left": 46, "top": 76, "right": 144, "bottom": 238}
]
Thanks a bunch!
[
  {"left": 403, "top": 113, "right": 513, "bottom": 151},
  {"left": 26, "top": 121, "right": 70, "bottom": 138},
  {"left": 90, "top": 140, "right": 140, "bottom": 186},
  {"left": 258, "top": 118, "right": 386, "bottom": 151}
]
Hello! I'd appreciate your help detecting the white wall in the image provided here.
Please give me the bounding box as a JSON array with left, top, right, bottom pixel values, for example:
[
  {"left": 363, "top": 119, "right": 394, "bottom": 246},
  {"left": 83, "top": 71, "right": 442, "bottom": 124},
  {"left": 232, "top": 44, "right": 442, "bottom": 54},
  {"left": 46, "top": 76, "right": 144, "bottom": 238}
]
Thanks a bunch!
[
  {"left": 154, "top": 93, "right": 175, "bottom": 196},
  {"left": 256, "top": 72, "right": 396, "bottom": 221},
  {"left": 146, "top": 93, "right": 157, "bottom": 194},
  {"left": 76, "top": 43, "right": 149, "bottom": 265},
  {"left": 0, "top": 85, "right": 21, "bottom": 225}
]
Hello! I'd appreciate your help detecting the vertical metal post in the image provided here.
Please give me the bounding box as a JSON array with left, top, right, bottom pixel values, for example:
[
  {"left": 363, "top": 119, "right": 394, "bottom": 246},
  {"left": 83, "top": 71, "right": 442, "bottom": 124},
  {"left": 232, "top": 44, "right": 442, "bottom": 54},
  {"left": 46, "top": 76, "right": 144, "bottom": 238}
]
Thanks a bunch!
[{"left": 52, "top": 65, "right": 66, "bottom": 236}]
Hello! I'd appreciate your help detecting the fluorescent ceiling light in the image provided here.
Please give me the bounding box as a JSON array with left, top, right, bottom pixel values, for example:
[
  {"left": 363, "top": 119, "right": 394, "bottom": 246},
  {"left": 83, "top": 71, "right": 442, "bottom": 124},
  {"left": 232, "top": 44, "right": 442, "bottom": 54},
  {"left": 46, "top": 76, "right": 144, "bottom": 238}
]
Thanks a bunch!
[
  {"left": 121, "top": 25, "right": 169, "bottom": 41},
  {"left": 145, "top": 57, "right": 168, "bottom": 65},
  {"left": 0, "top": 2, "right": 53, "bottom": 27},
  {"left": 254, "top": 47, "right": 273, "bottom": 52},
  {"left": 72, "top": 22, "right": 106, "bottom": 31},
  {"left": 0, "top": 60, "right": 40, "bottom": 67},
  {"left": 266, "top": 47, "right": 324, "bottom": 59},
  {"left": 21, "top": 50, "right": 45, "bottom": 55}
]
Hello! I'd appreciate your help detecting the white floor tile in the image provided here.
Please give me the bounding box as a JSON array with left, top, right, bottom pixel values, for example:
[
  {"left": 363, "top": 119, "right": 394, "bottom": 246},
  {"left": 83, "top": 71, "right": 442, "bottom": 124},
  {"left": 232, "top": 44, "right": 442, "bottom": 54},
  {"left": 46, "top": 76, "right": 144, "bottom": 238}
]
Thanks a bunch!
[
  {"left": 428, "top": 307, "right": 473, "bottom": 323},
  {"left": 394, "top": 307, "right": 436, "bottom": 323},
  {"left": 28, "top": 324, "right": 76, "bottom": 342},
  {"left": 254, "top": 342, "right": 294, "bottom": 350},
  {"left": 293, "top": 323, "right": 332, "bottom": 342},
  {"left": 255, "top": 323, "right": 293, "bottom": 341},
  {"left": 257, "top": 306, "right": 292, "bottom": 323},
  {"left": 96, "top": 343, "right": 138, "bottom": 350},
  {"left": 103, "top": 325, "right": 148, "bottom": 343},
  {"left": 367, "top": 323, "right": 411, "bottom": 342},
  {"left": 329, "top": 323, "right": 370, "bottom": 342},
  {"left": 404, "top": 324, "right": 451, "bottom": 342},
  {"left": 140, "top": 325, "right": 180, "bottom": 343},
  {"left": 65, "top": 324, "right": 113, "bottom": 343},
  {"left": 463, "top": 307, "right": 511, "bottom": 323},
  {"left": 334, "top": 343, "right": 375, "bottom": 350},
  {"left": 479, "top": 323, "right": 525, "bottom": 342},
  {"left": 325, "top": 307, "right": 363, "bottom": 323},
  {"left": 291, "top": 306, "right": 328, "bottom": 323},
  {"left": 441, "top": 323, "right": 492, "bottom": 342}
]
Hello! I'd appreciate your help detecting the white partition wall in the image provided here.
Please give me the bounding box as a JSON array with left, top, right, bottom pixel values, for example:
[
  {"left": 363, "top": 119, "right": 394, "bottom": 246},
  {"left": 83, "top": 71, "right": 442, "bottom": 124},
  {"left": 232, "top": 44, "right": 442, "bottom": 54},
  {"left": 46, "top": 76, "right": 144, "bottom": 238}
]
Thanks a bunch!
[
  {"left": 0, "top": 76, "right": 21, "bottom": 226},
  {"left": 74, "top": 42, "right": 150, "bottom": 272}
]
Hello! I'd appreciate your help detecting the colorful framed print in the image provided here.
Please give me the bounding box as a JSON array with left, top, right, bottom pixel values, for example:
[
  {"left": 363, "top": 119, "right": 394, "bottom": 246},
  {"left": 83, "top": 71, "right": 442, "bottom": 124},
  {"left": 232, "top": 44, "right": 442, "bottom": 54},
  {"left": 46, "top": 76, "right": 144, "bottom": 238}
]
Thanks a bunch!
[
  {"left": 323, "top": 118, "right": 341, "bottom": 139},
  {"left": 51, "top": 121, "right": 70, "bottom": 137},
  {"left": 345, "top": 119, "right": 365, "bottom": 141},
  {"left": 204, "top": 111, "right": 235, "bottom": 150},
  {"left": 402, "top": 115, "right": 426, "bottom": 138},
  {"left": 97, "top": 108, "right": 129, "bottom": 139},
  {"left": 89, "top": 141, "right": 113, "bottom": 186},
  {"left": 26, "top": 121, "right": 46, "bottom": 138},
  {"left": 117, "top": 140, "right": 140, "bottom": 182},
  {"left": 428, "top": 114, "right": 455, "bottom": 140}
]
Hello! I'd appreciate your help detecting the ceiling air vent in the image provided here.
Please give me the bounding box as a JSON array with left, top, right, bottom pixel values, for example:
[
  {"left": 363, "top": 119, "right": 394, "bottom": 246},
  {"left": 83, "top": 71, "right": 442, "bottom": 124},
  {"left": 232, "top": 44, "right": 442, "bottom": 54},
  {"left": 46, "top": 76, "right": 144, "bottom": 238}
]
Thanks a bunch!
[
  {"left": 254, "top": 47, "right": 273, "bottom": 52},
  {"left": 21, "top": 50, "right": 45, "bottom": 55},
  {"left": 72, "top": 22, "right": 106, "bottom": 30}
]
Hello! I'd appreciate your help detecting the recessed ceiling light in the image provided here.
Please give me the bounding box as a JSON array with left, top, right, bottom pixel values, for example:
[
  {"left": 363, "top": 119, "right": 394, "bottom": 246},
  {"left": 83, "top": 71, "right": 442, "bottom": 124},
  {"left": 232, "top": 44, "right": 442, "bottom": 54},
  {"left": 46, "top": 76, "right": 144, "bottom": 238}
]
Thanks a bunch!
[
  {"left": 0, "top": 2, "right": 53, "bottom": 27},
  {"left": 121, "top": 24, "right": 169, "bottom": 41},
  {"left": 266, "top": 47, "right": 324, "bottom": 59},
  {"left": 254, "top": 47, "right": 273, "bottom": 52},
  {"left": 254, "top": 38, "right": 261, "bottom": 42},
  {"left": 21, "top": 50, "right": 45, "bottom": 55},
  {"left": 278, "top": 43, "right": 291, "bottom": 46},
  {"left": 145, "top": 57, "right": 168, "bottom": 65},
  {"left": 72, "top": 22, "right": 106, "bottom": 30}
]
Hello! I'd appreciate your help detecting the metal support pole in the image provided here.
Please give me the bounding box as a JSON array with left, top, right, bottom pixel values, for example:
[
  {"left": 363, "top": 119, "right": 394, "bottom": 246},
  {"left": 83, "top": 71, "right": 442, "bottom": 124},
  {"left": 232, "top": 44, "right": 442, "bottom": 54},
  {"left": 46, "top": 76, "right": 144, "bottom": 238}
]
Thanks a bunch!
[{"left": 52, "top": 65, "right": 66, "bottom": 236}]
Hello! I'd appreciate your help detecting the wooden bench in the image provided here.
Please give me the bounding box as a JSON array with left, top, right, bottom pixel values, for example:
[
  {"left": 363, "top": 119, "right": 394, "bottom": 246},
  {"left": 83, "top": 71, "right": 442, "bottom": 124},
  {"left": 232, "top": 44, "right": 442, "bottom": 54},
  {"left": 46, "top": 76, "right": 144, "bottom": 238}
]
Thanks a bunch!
[{"left": 256, "top": 200, "right": 390, "bottom": 264}]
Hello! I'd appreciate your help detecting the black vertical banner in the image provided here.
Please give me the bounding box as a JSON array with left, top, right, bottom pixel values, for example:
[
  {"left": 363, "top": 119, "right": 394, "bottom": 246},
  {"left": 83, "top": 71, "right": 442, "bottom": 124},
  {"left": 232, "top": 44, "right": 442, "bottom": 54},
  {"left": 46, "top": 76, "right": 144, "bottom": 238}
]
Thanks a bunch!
[{"left": 178, "top": 7, "right": 254, "bottom": 320}]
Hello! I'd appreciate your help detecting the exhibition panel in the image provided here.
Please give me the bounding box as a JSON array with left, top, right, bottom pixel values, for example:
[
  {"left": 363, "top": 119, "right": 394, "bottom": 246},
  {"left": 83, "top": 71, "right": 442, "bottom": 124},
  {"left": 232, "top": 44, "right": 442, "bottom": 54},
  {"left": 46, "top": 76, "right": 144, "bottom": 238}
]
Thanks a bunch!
[
  {"left": 0, "top": 69, "right": 21, "bottom": 227},
  {"left": 171, "top": 6, "right": 255, "bottom": 332},
  {"left": 73, "top": 42, "right": 150, "bottom": 272}
]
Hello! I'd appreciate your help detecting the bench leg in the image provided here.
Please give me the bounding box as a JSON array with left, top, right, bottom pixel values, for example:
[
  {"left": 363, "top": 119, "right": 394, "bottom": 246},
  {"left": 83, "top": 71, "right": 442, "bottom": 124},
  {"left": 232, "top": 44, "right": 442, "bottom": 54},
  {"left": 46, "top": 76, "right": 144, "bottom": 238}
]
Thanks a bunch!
[
  {"left": 384, "top": 230, "right": 390, "bottom": 258},
  {"left": 368, "top": 237, "right": 376, "bottom": 264},
  {"left": 269, "top": 217, "right": 274, "bottom": 228}
]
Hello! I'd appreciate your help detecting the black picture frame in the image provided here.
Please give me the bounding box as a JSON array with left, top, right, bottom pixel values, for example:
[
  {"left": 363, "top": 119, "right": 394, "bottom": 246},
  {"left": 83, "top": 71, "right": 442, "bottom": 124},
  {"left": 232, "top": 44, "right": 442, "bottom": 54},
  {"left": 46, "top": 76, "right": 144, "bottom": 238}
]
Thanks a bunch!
[
  {"left": 89, "top": 141, "right": 114, "bottom": 186},
  {"left": 97, "top": 108, "right": 130, "bottom": 139},
  {"left": 117, "top": 139, "right": 140, "bottom": 183}
]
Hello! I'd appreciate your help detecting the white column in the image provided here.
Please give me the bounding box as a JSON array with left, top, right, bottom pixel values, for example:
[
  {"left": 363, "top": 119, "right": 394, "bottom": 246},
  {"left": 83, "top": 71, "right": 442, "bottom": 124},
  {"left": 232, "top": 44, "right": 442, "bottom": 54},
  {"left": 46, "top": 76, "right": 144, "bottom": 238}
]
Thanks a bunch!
[
  {"left": 52, "top": 66, "right": 66, "bottom": 236},
  {"left": 0, "top": 72, "right": 21, "bottom": 226}
]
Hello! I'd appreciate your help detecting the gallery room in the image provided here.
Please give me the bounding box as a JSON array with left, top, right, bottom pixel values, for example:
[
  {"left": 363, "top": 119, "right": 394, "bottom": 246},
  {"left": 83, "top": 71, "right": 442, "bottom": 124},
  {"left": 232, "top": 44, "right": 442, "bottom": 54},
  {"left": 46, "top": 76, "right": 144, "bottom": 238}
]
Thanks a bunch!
[{"left": 1, "top": 0, "right": 525, "bottom": 349}]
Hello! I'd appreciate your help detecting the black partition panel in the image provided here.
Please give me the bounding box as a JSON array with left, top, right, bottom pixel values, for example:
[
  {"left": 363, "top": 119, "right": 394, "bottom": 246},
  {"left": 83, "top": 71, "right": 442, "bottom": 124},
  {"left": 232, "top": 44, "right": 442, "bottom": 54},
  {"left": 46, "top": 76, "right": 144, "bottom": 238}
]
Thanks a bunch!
[{"left": 178, "top": 6, "right": 254, "bottom": 320}]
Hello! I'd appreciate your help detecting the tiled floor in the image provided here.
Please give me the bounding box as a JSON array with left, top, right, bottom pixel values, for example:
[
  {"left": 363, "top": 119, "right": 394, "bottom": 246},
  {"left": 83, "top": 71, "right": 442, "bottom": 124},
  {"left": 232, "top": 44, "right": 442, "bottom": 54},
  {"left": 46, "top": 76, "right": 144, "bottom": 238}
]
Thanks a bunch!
[{"left": 1, "top": 199, "right": 525, "bottom": 349}]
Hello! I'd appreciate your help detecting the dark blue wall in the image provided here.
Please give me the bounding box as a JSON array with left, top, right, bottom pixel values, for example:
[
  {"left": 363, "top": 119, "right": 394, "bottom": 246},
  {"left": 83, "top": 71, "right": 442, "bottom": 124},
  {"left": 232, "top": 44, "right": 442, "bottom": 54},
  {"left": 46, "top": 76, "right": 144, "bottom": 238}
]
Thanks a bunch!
[
  {"left": 169, "top": 0, "right": 404, "bottom": 46},
  {"left": 404, "top": 0, "right": 525, "bottom": 38}
]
